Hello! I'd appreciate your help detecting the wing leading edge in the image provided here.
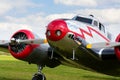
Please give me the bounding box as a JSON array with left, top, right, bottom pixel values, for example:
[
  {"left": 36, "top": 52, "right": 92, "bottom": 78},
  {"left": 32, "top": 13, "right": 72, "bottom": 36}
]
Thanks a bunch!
[{"left": 86, "top": 42, "right": 120, "bottom": 49}]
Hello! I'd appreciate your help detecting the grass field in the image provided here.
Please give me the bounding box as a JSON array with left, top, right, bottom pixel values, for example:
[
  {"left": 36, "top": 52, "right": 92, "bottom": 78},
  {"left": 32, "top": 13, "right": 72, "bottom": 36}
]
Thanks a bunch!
[{"left": 0, "top": 55, "right": 120, "bottom": 80}]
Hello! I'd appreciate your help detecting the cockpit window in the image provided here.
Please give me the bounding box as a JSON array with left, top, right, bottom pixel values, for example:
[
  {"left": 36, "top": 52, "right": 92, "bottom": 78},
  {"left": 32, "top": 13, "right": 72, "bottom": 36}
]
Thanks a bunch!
[
  {"left": 73, "top": 15, "right": 106, "bottom": 33},
  {"left": 75, "top": 16, "right": 92, "bottom": 24}
]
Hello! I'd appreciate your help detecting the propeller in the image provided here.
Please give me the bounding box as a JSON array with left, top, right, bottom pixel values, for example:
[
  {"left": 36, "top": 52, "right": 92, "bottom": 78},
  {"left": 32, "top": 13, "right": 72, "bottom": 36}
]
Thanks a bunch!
[
  {"left": 9, "top": 38, "right": 47, "bottom": 53},
  {"left": 10, "top": 38, "right": 47, "bottom": 45},
  {"left": 0, "top": 38, "right": 47, "bottom": 46},
  {"left": 10, "top": 38, "right": 47, "bottom": 53},
  {"left": 0, "top": 31, "right": 47, "bottom": 53}
]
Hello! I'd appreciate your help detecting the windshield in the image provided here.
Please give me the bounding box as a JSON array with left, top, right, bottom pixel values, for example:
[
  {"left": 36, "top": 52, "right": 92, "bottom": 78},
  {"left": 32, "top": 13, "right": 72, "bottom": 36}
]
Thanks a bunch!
[{"left": 74, "top": 16, "right": 92, "bottom": 24}]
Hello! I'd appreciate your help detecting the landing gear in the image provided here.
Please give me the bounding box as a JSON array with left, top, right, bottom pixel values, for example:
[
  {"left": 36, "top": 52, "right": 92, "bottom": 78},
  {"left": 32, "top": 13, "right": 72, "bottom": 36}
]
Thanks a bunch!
[{"left": 32, "top": 65, "right": 46, "bottom": 80}]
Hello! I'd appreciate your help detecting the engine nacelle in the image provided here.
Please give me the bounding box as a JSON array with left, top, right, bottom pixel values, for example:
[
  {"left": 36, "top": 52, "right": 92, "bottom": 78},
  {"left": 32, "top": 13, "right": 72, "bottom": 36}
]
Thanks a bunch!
[
  {"left": 115, "top": 34, "right": 120, "bottom": 60},
  {"left": 8, "top": 29, "right": 48, "bottom": 64},
  {"left": 8, "top": 29, "right": 61, "bottom": 67}
]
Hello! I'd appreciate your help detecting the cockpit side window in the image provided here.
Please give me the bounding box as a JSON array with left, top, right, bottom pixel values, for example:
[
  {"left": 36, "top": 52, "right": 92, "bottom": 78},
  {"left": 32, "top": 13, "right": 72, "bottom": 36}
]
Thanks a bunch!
[
  {"left": 75, "top": 16, "right": 92, "bottom": 24},
  {"left": 99, "top": 23, "right": 105, "bottom": 33},
  {"left": 93, "top": 20, "right": 98, "bottom": 27}
]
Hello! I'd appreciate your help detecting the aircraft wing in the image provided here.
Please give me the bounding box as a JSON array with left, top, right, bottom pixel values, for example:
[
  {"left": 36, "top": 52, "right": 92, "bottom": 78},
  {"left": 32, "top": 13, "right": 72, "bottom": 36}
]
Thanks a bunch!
[
  {"left": 86, "top": 42, "right": 120, "bottom": 49},
  {"left": 0, "top": 40, "right": 9, "bottom": 53},
  {"left": 0, "top": 40, "right": 9, "bottom": 46}
]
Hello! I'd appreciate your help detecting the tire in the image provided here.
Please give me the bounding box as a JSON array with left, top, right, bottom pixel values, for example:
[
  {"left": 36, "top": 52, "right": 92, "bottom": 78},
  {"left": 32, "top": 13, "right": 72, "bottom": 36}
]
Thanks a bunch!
[{"left": 32, "top": 74, "right": 46, "bottom": 80}]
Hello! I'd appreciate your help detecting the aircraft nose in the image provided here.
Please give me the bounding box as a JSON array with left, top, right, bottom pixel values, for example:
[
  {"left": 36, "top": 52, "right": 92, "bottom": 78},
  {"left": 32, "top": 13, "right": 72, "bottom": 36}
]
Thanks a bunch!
[{"left": 46, "top": 19, "right": 69, "bottom": 41}]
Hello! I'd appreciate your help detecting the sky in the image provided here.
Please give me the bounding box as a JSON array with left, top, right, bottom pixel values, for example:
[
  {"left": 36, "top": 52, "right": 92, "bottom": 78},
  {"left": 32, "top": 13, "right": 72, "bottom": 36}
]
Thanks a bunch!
[{"left": 0, "top": 0, "right": 120, "bottom": 40}]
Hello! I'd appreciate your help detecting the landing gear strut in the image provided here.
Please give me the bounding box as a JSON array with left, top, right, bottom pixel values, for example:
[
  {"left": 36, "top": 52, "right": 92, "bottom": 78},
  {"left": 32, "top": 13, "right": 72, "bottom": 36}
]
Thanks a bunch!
[{"left": 32, "top": 65, "right": 46, "bottom": 80}]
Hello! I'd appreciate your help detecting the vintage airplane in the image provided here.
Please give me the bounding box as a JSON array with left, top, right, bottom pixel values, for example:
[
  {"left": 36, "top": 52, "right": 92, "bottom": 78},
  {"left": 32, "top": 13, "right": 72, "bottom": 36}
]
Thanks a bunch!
[{"left": 0, "top": 14, "right": 120, "bottom": 80}]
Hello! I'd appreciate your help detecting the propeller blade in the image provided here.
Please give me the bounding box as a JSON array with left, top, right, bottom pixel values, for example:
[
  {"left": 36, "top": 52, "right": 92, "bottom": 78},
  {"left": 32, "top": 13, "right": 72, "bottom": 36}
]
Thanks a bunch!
[{"left": 13, "top": 38, "right": 48, "bottom": 44}]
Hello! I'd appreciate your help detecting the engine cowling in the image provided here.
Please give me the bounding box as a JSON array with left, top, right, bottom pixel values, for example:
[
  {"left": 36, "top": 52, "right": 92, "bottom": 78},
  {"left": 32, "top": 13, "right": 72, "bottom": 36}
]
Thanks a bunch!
[
  {"left": 9, "top": 29, "right": 39, "bottom": 60},
  {"left": 115, "top": 34, "right": 120, "bottom": 60}
]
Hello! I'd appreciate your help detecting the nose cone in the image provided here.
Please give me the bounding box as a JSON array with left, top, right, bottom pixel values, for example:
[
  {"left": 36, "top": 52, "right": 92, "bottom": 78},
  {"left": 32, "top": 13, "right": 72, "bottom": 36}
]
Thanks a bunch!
[{"left": 46, "top": 19, "right": 69, "bottom": 41}]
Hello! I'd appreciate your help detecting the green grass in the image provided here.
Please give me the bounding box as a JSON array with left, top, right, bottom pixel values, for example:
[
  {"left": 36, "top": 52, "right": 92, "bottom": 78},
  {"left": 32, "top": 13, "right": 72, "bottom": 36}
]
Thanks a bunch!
[{"left": 0, "top": 55, "right": 120, "bottom": 80}]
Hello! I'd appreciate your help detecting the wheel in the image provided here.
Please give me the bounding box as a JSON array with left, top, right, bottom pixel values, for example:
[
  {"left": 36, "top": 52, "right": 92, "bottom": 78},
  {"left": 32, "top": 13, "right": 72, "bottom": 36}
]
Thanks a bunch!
[{"left": 32, "top": 73, "right": 46, "bottom": 80}]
